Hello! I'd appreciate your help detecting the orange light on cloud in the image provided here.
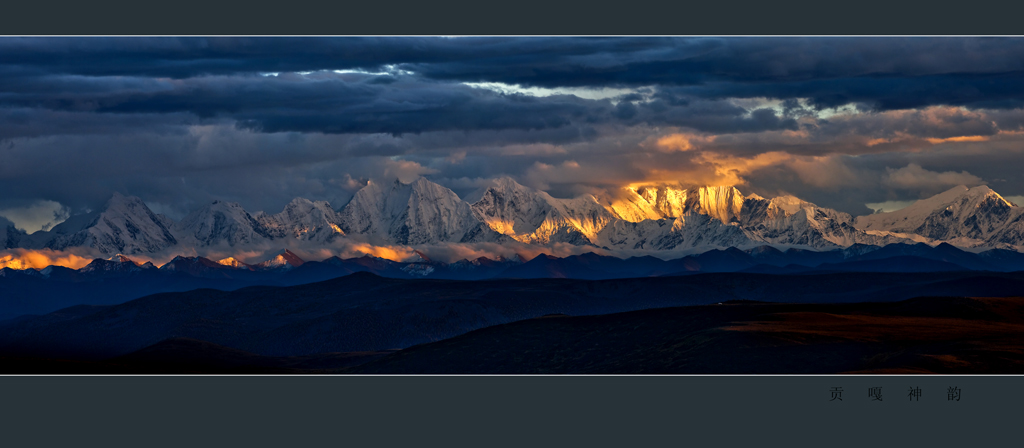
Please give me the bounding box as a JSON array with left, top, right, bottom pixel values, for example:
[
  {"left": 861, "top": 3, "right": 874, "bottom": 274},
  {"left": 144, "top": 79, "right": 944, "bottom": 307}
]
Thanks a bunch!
[
  {"left": 694, "top": 151, "right": 792, "bottom": 186},
  {"left": 0, "top": 249, "right": 94, "bottom": 270},
  {"left": 655, "top": 133, "right": 715, "bottom": 153},
  {"left": 868, "top": 133, "right": 990, "bottom": 147},
  {"left": 339, "top": 243, "right": 417, "bottom": 262},
  {"left": 925, "top": 135, "right": 990, "bottom": 144},
  {"left": 867, "top": 137, "right": 896, "bottom": 147}
]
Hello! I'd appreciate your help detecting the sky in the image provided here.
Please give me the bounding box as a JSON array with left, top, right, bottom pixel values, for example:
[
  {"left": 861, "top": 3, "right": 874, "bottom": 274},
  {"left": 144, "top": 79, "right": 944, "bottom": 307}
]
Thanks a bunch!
[{"left": 3, "top": 37, "right": 1024, "bottom": 232}]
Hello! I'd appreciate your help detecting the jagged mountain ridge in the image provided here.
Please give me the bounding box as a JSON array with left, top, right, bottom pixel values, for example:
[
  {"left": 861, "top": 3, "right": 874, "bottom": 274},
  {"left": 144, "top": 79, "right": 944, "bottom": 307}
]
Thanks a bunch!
[
  {"left": 5, "top": 178, "right": 1024, "bottom": 256},
  {"left": 855, "top": 185, "right": 1024, "bottom": 249},
  {"left": 339, "top": 178, "right": 508, "bottom": 245},
  {"left": 470, "top": 177, "right": 612, "bottom": 245},
  {"left": 21, "top": 193, "right": 179, "bottom": 255},
  {"left": 597, "top": 185, "right": 908, "bottom": 251},
  {"left": 175, "top": 200, "right": 274, "bottom": 248},
  {"left": 259, "top": 198, "right": 346, "bottom": 243}
]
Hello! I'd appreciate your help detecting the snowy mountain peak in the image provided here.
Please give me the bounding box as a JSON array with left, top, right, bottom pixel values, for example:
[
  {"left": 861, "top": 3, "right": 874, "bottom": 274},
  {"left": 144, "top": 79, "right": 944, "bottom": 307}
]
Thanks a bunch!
[
  {"left": 490, "top": 176, "right": 534, "bottom": 194},
  {"left": 768, "top": 195, "right": 815, "bottom": 215},
  {"left": 81, "top": 253, "right": 145, "bottom": 274},
  {"left": 260, "top": 197, "right": 344, "bottom": 242},
  {"left": 106, "top": 191, "right": 128, "bottom": 204},
  {"left": 255, "top": 249, "right": 305, "bottom": 270},
  {"left": 471, "top": 178, "right": 612, "bottom": 244},
  {"left": 216, "top": 256, "right": 251, "bottom": 269},
  {"left": 689, "top": 186, "right": 745, "bottom": 223},
  {"left": 340, "top": 177, "right": 488, "bottom": 245},
  {"left": 961, "top": 185, "right": 1015, "bottom": 207},
  {"left": 608, "top": 188, "right": 664, "bottom": 223},
  {"left": 25, "top": 193, "right": 179, "bottom": 256},
  {"left": 8, "top": 179, "right": 1024, "bottom": 258},
  {"left": 855, "top": 184, "right": 1023, "bottom": 248},
  {"left": 157, "top": 255, "right": 230, "bottom": 276},
  {"left": 471, "top": 177, "right": 552, "bottom": 235},
  {"left": 623, "top": 185, "right": 690, "bottom": 220},
  {"left": 175, "top": 199, "right": 272, "bottom": 248},
  {"left": 611, "top": 184, "right": 745, "bottom": 223},
  {"left": 107, "top": 254, "right": 138, "bottom": 264},
  {"left": 284, "top": 197, "right": 328, "bottom": 211}
]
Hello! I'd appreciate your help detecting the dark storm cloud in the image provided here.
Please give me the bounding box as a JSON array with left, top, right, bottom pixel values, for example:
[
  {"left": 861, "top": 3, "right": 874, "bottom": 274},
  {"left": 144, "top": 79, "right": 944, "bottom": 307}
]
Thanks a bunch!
[
  {"left": 0, "top": 37, "right": 695, "bottom": 79},
  {"left": 0, "top": 72, "right": 608, "bottom": 136},
  {"left": 6, "top": 37, "right": 1024, "bottom": 111},
  {"left": 0, "top": 70, "right": 803, "bottom": 137},
  {"left": 0, "top": 128, "right": 382, "bottom": 215},
  {"left": 663, "top": 74, "right": 1024, "bottom": 111},
  {"left": 408, "top": 38, "right": 1024, "bottom": 85},
  {"left": 6, "top": 37, "right": 1024, "bottom": 221},
  {"left": 774, "top": 153, "right": 1024, "bottom": 216},
  {"left": 0, "top": 108, "right": 204, "bottom": 139},
  {"left": 2, "top": 37, "right": 1022, "bottom": 143},
  {"left": 639, "top": 101, "right": 800, "bottom": 133},
  {"left": 404, "top": 38, "right": 1024, "bottom": 111}
]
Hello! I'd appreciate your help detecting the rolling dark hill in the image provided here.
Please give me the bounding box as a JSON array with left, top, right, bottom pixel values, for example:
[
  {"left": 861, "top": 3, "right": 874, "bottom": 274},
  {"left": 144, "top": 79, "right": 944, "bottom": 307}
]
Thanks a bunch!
[
  {"left": 6, "top": 243, "right": 1024, "bottom": 321},
  {"left": 843, "top": 242, "right": 997, "bottom": 271},
  {"left": 0, "top": 268, "right": 263, "bottom": 320},
  {"left": 811, "top": 256, "right": 969, "bottom": 273},
  {"left": 3, "top": 271, "right": 1024, "bottom": 365},
  {"left": 111, "top": 338, "right": 394, "bottom": 373},
  {"left": 496, "top": 254, "right": 612, "bottom": 279},
  {"left": 348, "top": 296, "right": 1024, "bottom": 374}
]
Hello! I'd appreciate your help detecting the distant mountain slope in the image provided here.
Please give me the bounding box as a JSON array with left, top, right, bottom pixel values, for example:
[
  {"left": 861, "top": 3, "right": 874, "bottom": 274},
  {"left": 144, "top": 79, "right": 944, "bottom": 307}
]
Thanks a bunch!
[
  {"left": 6, "top": 179, "right": 1024, "bottom": 258},
  {"left": 22, "top": 193, "right": 178, "bottom": 255},
  {"left": 347, "top": 296, "right": 1024, "bottom": 374},
  {"left": 856, "top": 185, "right": 1024, "bottom": 249},
  {"left": 4, "top": 271, "right": 1024, "bottom": 361},
  {"left": 10, "top": 296, "right": 1024, "bottom": 374},
  {"left": 610, "top": 185, "right": 745, "bottom": 223},
  {"left": 8, "top": 241, "right": 1024, "bottom": 320},
  {"left": 471, "top": 177, "right": 612, "bottom": 245},
  {"left": 258, "top": 198, "right": 346, "bottom": 243},
  {"left": 340, "top": 178, "right": 507, "bottom": 245},
  {"left": 174, "top": 200, "right": 274, "bottom": 248},
  {"left": 475, "top": 179, "right": 914, "bottom": 251}
]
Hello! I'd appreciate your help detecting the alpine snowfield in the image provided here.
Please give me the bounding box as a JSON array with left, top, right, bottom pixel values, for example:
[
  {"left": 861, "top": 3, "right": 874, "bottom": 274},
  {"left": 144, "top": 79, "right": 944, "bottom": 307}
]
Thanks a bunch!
[{"left": 3, "top": 178, "right": 1024, "bottom": 261}]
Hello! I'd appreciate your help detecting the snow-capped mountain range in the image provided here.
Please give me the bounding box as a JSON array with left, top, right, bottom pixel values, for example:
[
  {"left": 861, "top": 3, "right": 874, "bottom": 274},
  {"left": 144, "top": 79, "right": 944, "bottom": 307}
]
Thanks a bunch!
[
  {"left": 855, "top": 185, "right": 1024, "bottom": 249},
  {"left": 3, "top": 178, "right": 1024, "bottom": 257},
  {"left": 17, "top": 192, "right": 180, "bottom": 256},
  {"left": 339, "top": 178, "right": 505, "bottom": 245}
]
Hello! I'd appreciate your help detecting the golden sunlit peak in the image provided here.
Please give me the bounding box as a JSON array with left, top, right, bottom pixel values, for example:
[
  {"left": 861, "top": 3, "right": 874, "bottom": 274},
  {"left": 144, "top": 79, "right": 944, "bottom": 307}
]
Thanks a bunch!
[{"left": 217, "top": 257, "right": 251, "bottom": 269}]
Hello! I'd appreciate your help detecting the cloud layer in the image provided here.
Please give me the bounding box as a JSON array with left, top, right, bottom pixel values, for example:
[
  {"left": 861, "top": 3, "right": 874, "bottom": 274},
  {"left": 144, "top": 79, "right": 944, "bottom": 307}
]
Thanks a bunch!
[{"left": 3, "top": 37, "right": 1024, "bottom": 223}]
